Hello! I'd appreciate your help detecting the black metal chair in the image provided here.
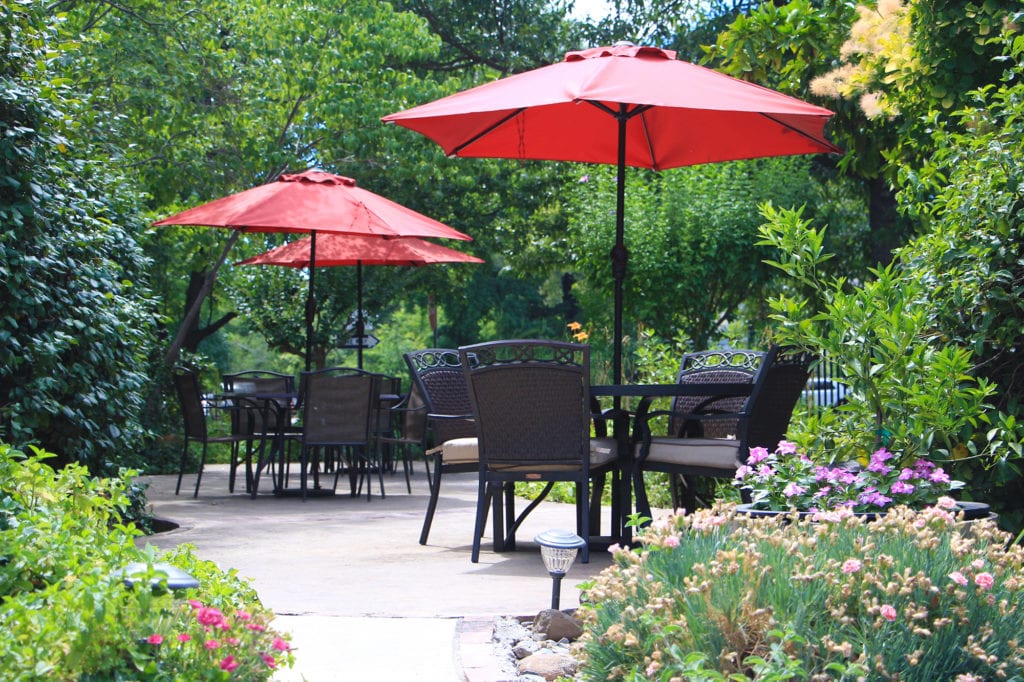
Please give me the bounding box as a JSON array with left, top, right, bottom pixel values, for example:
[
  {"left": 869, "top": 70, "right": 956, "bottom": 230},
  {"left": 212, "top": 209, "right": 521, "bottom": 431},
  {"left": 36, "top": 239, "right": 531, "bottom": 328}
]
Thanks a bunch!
[
  {"left": 172, "top": 366, "right": 250, "bottom": 498},
  {"left": 298, "top": 367, "right": 382, "bottom": 500},
  {"left": 375, "top": 381, "right": 427, "bottom": 494},
  {"left": 460, "top": 339, "right": 618, "bottom": 564},
  {"left": 404, "top": 348, "right": 479, "bottom": 545},
  {"left": 632, "top": 346, "right": 815, "bottom": 517},
  {"left": 221, "top": 370, "right": 296, "bottom": 494}
]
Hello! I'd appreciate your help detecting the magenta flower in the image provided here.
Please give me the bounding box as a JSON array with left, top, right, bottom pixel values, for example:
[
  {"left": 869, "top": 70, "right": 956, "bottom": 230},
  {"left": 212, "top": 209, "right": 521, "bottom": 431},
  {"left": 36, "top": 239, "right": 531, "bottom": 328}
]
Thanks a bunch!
[
  {"left": 777, "top": 441, "right": 797, "bottom": 455},
  {"left": 196, "top": 606, "right": 225, "bottom": 627},
  {"left": 783, "top": 482, "right": 807, "bottom": 497},
  {"left": 949, "top": 571, "right": 969, "bottom": 586},
  {"left": 177, "top": 633, "right": 191, "bottom": 642},
  {"left": 220, "top": 655, "right": 239, "bottom": 672},
  {"left": 929, "top": 469, "right": 951, "bottom": 484},
  {"left": 205, "top": 639, "right": 220, "bottom": 650},
  {"left": 842, "top": 559, "right": 863, "bottom": 574},
  {"left": 272, "top": 637, "right": 291, "bottom": 652},
  {"left": 734, "top": 465, "right": 751, "bottom": 480},
  {"left": 237, "top": 610, "right": 252, "bottom": 621},
  {"left": 146, "top": 634, "right": 163, "bottom": 645},
  {"left": 747, "top": 447, "right": 770, "bottom": 464},
  {"left": 261, "top": 653, "right": 277, "bottom": 669},
  {"left": 880, "top": 604, "right": 897, "bottom": 621},
  {"left": 890, "top": 481, "right": 915, "bottom": 495},
  {"left": 187, "top": 599, "right": 203, "bottom": 609},
  {"left": 975, "top": 573, "right": 995, "bottom": 590}
]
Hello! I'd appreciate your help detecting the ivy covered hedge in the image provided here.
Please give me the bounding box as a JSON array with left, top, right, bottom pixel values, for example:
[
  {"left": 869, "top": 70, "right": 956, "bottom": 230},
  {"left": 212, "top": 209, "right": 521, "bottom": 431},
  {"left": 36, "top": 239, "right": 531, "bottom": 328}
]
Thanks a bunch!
[{"left": 0, "top": 444, "right": 293, "bottom": 680}]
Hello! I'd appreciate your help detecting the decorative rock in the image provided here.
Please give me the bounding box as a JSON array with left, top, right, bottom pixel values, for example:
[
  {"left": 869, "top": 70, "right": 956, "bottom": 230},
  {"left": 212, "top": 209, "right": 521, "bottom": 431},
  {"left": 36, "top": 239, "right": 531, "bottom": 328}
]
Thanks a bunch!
[
  {"left": 532, "top": 609, "right": 583, "bottom": 641},
  {"left": 513, "top": 639, "right": 541, "bottom": 658},
  {"left": 516, "top": 651, "right": 578, "bottom": 681}
]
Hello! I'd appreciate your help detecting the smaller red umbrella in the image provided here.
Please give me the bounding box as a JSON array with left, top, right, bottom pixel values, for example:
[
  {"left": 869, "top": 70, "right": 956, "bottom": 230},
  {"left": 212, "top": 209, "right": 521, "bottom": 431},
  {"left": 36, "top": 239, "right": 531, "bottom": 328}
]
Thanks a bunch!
[
  {"left": 236, "top": 234, "right": 484, "bottom": 368},
  {"left": 153, "top": 169, "right": 473, "bottom": 368}
]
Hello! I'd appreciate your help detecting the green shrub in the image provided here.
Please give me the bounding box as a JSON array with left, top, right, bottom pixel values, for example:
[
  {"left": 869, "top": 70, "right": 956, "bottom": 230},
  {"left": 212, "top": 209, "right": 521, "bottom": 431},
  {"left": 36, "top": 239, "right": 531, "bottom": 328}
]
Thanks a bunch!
[
  {"left": 576, "top": 504, "right": 1024, "bottom": 680},
  {"left": 0, "top": 444, "right": 293, "bottom": 679}
]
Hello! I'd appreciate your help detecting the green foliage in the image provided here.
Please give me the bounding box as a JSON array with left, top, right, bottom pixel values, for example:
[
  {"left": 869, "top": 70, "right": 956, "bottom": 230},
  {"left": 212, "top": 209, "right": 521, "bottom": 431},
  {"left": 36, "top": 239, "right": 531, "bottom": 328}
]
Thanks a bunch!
[
  {"left": 757, "top": 204, "right": 998, "bottom": 466},
  {"left": 0, "top": 443, "right": 292, "bottom": 680},
  {"left": 576, "top": 504, "right": 1024, "bottom": 680},
  {"left": 0, "top": 0, "right": 156, "bottom": 473}
]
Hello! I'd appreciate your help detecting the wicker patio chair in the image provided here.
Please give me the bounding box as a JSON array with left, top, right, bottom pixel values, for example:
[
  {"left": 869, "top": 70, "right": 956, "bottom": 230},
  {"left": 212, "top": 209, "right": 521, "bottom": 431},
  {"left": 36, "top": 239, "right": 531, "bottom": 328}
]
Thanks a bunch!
[
  {"left": 173, "top": 366, "right": 251, "bottom": 498},
  {"left": 375, "top": 380, "right": 426, "bottom": 494},
  {"left": 404, "top": 348, "right": 479, "bottom": 545},
  {"left": 221, "top": 370, "right": 296, "bottom": 494},
  {"left": 298, "top": 367, "right": 382, "bottom": 500},
  {"left": 460, "top": 339, "right": 618, "bottom": 564},
  {"left": 632, "top": 346, "right": 815, "bottom": 517}
]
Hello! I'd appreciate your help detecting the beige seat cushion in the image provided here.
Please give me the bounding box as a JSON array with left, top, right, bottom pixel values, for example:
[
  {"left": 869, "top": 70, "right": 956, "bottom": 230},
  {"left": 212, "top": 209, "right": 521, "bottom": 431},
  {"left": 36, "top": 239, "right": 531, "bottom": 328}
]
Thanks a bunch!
[
  {"left": 640, "top": 437, "right": 741, "bottom": 471},
  {"left": 426, "top": 437, "right": 479, "bottom": 464},
  {"left": 589, "top": 437, "right": 618, "bottom": 468}
]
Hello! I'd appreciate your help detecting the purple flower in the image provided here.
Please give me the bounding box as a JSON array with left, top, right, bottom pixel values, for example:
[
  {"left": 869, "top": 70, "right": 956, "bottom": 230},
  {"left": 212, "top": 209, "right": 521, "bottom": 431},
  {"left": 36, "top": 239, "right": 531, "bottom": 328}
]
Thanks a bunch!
[
  {"left": 757, "top": 465, "right": 774, "bottom": 478},
  {"left": 929, "top": 469, "right": 951, "bottom": 484},
  {"left": 890, "top": 481, "right": 915, "bottom": 495},
  {"left": 914, "top": 458, "right": 936, "bottom": 474},
  {"left": 867, "top": 448, "right": 894, "bottom": 474},
  {"left": 898, "top": 468, "right": 916, "bottom": 481},
  {"left": 747, "top": 447, "right": 770, "bottom": 464},
  {"left": 777, "top": 441, "right": 798, "bottom": 455},
  {"left": 734, "top": 465, "right": 751, "bottom": 480},
  {"left": 836, "top": 470, "right": 858, "bottom": 485},
  {"left": 858, "top": 491, "right": 893, "bottom": 508},
  {"left": 783, "top": 482, "right": 807, "bottom": 498}
]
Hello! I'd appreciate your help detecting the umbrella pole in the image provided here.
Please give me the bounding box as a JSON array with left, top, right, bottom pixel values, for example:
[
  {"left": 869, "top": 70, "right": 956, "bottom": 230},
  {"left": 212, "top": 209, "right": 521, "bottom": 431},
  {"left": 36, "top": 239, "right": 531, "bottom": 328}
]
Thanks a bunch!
[
  {"left": 356, "top": 260, "right": 364, "bottom": 369},
  {"left": 305, "top": 231, "right": 317, "bottom": 372},
  {"left": 611, "top": 108, "right": 629, "bottom": 390},
  {"left": 163, "top": 230, "right": 240, "bottom": 366}
]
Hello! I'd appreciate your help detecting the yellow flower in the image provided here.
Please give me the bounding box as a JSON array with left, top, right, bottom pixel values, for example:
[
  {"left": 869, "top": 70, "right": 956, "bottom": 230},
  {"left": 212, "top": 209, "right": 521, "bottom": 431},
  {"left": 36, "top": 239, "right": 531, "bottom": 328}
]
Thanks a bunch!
[
  {"left": 574, "top": 331, "right": 590, "bottom": 341},
  {"left": 567, "top": 321, "right": 582, "bottom": 331}
]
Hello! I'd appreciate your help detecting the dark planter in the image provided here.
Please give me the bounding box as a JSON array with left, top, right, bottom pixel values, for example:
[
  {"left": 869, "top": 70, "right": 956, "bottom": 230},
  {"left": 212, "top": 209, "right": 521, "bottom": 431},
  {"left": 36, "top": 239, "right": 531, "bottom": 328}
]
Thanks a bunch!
[{"left": 735, "top": 501, "right": 992, "bottom": 522}]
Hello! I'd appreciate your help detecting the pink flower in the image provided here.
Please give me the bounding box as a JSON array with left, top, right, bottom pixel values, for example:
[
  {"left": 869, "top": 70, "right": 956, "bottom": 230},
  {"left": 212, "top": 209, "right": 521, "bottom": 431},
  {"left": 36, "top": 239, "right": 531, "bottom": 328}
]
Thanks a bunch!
[
  {"left": 578, "top": 174, "right": 589, "bottom": 183},
  {"left": 205, "top": 639, "right": 220, "bottom": 650},
  {"left": 747, "top": 447, "right": 770, "bottom": 464},
  {"left": 272, "top": 637, "right": 291, "bottom": 652},
  {"left": 146, "top": 634, "right": 163, "bottom": 645},
  {"left": 777, "top": 441, "right": 797, "bottom": 455},
  {"left": 220, "top": 655, "right": 239, "bottom": 672},
  {"left": 237, "top": 610, "right": 252, "bottom": 621},
  {"left": 936, "top": 496, "right": 957, "bottom": 510},
  {"left": 734, "top": 465, "right": 751, "bottom": 479},
  {"left": 227, "top": 637, "right": 240, "bottom": 646},
  {"left": 261, "top": 653, "right": 277, "bottom": 669},
  {"left": 949, "top": 571, "right": 969, "bottom": 586},
  {"left": 841, "top": 559, "right": 863, "bottom": 574},
  {"left": 880, "top": 604, "right": 897, "bottom": 621},
  {"left": 975, "top": 573, "right": 995, "bottom": 590},
  {"left": 663, "top": 535, "right": 680, "bottom": 548},
  {"left": 187, "top": 599, "right": 203, "bottom": 609},
  {"left": 196, "top": 606, "right": 225, "bottom": 627},
  {"left": 177, "top": 633, "right": 191, "bottom": 642},
  {"left": 246, "top": 623, "right": 267, "bottom": 632},
  {"left": 784, "top": 482, "right": 807, "bottom": 497}
]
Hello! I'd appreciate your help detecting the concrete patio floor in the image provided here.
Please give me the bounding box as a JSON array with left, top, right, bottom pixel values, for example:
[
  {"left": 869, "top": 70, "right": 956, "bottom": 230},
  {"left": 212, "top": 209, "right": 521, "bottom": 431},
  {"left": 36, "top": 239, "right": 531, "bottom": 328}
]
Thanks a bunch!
[{"left": 137, "top": 462, "right": 619, "bottom": 680}]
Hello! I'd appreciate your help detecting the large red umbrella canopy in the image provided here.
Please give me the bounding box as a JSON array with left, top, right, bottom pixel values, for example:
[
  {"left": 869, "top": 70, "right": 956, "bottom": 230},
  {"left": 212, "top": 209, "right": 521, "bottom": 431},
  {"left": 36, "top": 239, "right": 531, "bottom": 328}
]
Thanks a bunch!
[
  {"left": 155, "top": 169, "right": 472, "bottom": 368},
  {"left": 236, "top": 234, "right": 483, "bottom": 368},
  {"left": 383, "top": 43, "right": 841, "bottom": 384}
]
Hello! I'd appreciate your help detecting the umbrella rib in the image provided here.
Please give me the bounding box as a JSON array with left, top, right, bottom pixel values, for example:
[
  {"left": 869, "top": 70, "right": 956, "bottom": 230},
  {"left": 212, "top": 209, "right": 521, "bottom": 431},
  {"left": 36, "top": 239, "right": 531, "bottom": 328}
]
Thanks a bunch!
[
  {"left": 759, "top": 113, "right": 843, "bottom": 153},
  {"left": 452, "top": 108, "right": 528, "bottom": 156}
]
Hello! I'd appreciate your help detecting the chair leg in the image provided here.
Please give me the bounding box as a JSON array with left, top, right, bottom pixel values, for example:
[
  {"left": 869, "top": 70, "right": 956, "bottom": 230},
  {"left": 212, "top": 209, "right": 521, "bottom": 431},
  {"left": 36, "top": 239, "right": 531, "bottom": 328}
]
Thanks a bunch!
[
  {"left": 471, "top": 476, "right": 490, "bottom": 563},
  {"left": 175, "top": 441, "right": 189, "bottom": 496},
  {"left": 419, "top": 452, "right": 444, "bottom": 545},
  {"left": 501, "top": 482, "right": 515, "bottom": 551},
  {"left": 678, "top": 474, "right": 699, "bottom": 514},
  {"left": 192, "top": 442, "right": 207, "bottom": 498},
  {"left": 228, "top": 441, "right": 239, "bottom": 494}
]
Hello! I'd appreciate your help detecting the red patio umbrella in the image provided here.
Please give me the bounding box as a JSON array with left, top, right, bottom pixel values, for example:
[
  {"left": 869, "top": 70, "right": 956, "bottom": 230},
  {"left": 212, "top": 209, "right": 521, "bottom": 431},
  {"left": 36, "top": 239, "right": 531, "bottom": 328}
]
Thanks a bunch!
[
  {"left": 153, "top": 169, "right": 472, "bottom": 369},
  {"left": 235, "top": 234, "right": 484, "bottom": 368},
  {"left": 383, "top": 43, "right": 842, "bottom": 385}
]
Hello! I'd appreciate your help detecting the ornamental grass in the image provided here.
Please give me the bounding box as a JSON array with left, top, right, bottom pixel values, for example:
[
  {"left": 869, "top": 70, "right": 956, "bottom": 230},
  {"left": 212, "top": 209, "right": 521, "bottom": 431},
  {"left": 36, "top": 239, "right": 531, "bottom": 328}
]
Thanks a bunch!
[{"left": 575, "top": 504, "right": 1024, "bottom": 681}]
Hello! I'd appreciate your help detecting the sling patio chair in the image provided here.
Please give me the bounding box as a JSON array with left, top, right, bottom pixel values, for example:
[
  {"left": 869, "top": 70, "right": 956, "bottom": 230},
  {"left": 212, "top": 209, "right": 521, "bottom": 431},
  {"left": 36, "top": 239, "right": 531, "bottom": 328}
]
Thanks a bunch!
[
  {"left": 632, "top": 346, "right": 816, "bottom": 518},
  {"left": 221, "top": 370, "right": 296, "bottom": 494}
]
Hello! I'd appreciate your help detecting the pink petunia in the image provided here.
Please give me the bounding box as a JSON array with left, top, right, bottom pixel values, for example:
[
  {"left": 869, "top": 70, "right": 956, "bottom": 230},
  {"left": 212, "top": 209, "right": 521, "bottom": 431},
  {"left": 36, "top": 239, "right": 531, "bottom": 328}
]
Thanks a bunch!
[
  {"left": 146, "top": 634, "right": 163, "bottom": 645},
  {"left": 975, "top": 573, "right": 995, "bottom": 590},
  {"left": 220, "top": 655, "right": 239, "bottom": 672},
  {"left": 272, "top": 637, "right": 291, "bottom": 652},
  {"left": 880, "top": 604, "right": 897, "bottom": 621},
  {"left": 949, "top": 571, "right": 969, "bottom": 586},
  {"left": 841, "top": 559, "right": 863, "bottom": 574}
]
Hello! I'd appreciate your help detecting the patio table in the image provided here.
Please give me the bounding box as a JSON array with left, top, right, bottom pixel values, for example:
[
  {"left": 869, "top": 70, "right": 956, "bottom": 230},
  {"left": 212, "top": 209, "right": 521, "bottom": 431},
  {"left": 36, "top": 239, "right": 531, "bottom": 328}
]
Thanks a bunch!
[
  {"left": 591, "top": 382, "right": 754, "bottom": 545},
  {"left": 213, "top": 391, "right": 297, "bottom": 498}
]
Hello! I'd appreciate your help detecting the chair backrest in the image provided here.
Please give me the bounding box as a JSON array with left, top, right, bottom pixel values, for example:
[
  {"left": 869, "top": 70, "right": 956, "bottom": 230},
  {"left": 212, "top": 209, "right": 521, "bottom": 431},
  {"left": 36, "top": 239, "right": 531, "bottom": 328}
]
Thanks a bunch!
[
  {"left": 403, "top": 349, "right": 477, "bottom": 444},
  {"left": 741, "top": 346, "right": 817, "bottom": 453},
  {"left": 459, "top": 340, "right": 590, "bottom": 469},
  {"left": 173, "top": 366, "right": 207, "bottom": 441},
  {"left": 669, "top": 349, "right": 764, "bottom": 438},
  {"left": 300, "top": 367, "right": 380, "bottom": 445},
  {"left": 398, "top": 382, "right": 428, "bottom": 442},
  {"left": 222, "top": 370, "right": 295, "bottom": 435},
  {"left": 375, "top": 375, "right": 402, "bottom": 432}
]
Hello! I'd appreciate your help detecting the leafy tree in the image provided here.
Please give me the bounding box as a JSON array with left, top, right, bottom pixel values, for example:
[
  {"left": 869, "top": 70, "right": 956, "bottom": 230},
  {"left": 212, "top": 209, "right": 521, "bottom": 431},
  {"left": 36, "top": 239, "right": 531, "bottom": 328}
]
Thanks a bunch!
[{"left": 1, "top": 1, "right": 156, "bottom": 471}]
